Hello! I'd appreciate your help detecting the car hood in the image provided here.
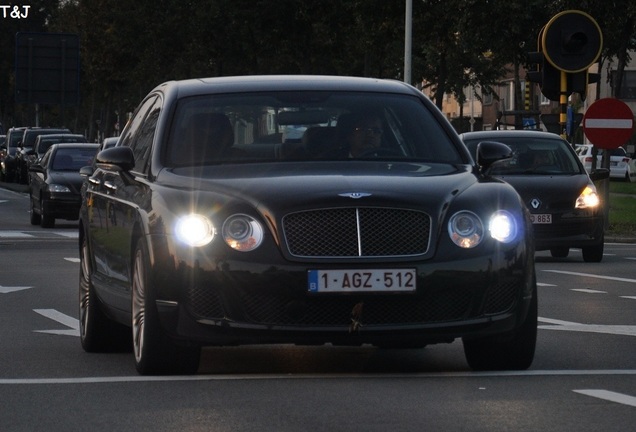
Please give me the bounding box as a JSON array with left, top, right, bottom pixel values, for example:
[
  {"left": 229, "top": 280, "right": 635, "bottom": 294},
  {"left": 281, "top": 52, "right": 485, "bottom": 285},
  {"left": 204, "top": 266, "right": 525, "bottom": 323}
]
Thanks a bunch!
[
  {"left": 493, "top": 173, "right": 590, "bottom": 209},
  {"left": 49, "top": 171, "right": 84, "bottom": 193},
  {"left": 158, "top": 161, "right": 482, "bottom": 217}
]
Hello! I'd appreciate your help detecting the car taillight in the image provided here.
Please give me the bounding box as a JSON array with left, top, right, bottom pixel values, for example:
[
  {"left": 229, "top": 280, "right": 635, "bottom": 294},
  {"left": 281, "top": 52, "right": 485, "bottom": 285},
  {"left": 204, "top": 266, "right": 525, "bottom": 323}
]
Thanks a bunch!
[
  {"left": 585, "top": 157, "right": 594, "bottom": 162},
  {"left": 622, "top": 158, "right": 630, "bottom": 163}
]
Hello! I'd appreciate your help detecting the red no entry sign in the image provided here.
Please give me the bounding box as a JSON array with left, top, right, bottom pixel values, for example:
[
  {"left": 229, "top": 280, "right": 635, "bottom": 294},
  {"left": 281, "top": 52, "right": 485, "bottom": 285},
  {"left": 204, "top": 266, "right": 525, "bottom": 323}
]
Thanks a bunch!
[{"left": 583, "top": 98, "right": 634, "bottom": 149}]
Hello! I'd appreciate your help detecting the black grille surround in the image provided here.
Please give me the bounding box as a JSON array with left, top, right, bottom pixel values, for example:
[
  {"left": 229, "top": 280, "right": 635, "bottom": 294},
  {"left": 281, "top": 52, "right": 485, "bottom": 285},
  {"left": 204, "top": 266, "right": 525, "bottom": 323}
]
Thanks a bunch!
[
  {"left": 282, "top": 207, "right": 431, "bottom": 258},
  {"left": 185, "top": 278, "right": 522, "bottom": 327}
]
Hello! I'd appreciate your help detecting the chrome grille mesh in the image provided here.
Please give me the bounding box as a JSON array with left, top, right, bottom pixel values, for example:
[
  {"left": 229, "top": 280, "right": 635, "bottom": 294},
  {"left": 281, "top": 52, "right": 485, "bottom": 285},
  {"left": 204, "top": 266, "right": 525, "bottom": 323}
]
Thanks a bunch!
[{"left": 283, "top": 207, "right": 430, "bottom": 257}]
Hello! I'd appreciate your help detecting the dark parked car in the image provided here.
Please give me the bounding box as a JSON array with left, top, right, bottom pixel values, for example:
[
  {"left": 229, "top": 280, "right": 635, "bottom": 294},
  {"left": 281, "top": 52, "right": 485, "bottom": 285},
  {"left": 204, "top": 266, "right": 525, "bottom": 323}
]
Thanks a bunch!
[
  {"left": 16, "top": 127, "right": 72, "bottom": 184},
  {"left": 25, "top": 133, "right": 89, "bottom": 180},
  {"left": 29, "top": 143, "right": 99, "bottom": 228},
  {"left": 2, "top": 126, "right": 27, "bottom": 182},
  {"left": 79, "top": 75, "right": 537, "bottom": 375},
  {"left": 461, "top": 130, "right": 608, "bottom": 262}
]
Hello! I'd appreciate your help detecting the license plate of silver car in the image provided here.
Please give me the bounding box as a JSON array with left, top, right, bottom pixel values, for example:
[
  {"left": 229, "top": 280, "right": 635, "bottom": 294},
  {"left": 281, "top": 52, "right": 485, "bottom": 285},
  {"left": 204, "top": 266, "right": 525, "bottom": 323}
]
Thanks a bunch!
[
  {"left": 531, "top": 213, "right": 552, "bottom": 224},
  {"left": 308, "top": 269, "right": 417, "bottom": 293}
]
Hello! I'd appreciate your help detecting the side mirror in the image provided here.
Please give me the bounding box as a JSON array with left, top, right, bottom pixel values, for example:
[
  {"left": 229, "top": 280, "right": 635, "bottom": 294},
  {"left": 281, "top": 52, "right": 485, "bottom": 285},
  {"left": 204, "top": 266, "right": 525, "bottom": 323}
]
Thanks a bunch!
[
  {"left": 95, "top": 146, "right": 135, "bottom": 172},
  {"left": 475, "top": 141, "right": 513, "bottom": 172},
  {"left": 28, "top": 164, "right": 44, "bottom": 173},
  {"left": 589, "top": 168, "right": 610, "bottom": 182},
  {"left": 79, "top": 166, "right": 94, "bottom": 177}
]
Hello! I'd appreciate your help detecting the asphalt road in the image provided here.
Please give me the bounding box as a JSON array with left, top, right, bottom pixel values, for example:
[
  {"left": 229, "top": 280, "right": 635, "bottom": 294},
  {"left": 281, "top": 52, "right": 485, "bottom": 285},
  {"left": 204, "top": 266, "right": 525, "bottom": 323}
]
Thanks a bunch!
[{"left": 1, "top": 185, "right": 635, "bottom": 432}]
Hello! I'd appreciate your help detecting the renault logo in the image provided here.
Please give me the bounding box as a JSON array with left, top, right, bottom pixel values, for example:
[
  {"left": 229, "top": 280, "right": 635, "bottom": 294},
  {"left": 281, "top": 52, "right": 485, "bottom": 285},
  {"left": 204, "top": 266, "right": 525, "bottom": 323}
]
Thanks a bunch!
[
  {"left": 530, "top": 198, "right": 541, "bottom": 209},
  {"left": 339, "top": 192, "right": 372, "bottom": 199}
]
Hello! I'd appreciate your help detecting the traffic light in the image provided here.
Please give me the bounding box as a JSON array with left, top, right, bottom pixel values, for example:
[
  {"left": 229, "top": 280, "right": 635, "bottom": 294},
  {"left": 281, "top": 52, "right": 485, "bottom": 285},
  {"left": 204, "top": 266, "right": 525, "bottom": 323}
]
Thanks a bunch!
[
  {"left": 569, "top": 70, "right": 601, "bottom": 101},
  {"left": 527, "top": 11, "right": 603, "bottom": 102},
  {"left": 526, "top": 49, "right": 561, "bottom": 101},
  {"left": 541, "top": 11, "right": 602, "bottom": 74}
]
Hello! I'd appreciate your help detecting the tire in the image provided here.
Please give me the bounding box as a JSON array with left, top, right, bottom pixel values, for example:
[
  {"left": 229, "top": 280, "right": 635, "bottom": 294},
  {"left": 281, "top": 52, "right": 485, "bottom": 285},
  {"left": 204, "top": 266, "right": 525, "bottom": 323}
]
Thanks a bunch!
[
  {"left": 40, "top": 198, "right": 55, "bottom": 228},
  {"left": 132, "top": 238, "right": 201, "bottom": 375},
  {"left": 550, "top": 247, "right": 569, "bottom": 258},
  {"left": 463, "top": 273, "right": 538, "bottom": 371},
  {"left": 29, "top": 196, "right": 41, "bottom": 225},
  {"left": 79, "top": 235, "right": 130, "bottom": 352},
  {"left": 582, "top": 241, "right": 604, "bottom": 263}
]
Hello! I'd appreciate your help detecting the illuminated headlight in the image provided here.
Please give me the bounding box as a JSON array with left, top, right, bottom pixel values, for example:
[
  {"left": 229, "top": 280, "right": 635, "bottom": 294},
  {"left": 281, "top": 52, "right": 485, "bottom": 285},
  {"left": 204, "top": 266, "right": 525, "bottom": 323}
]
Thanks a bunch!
[
  {"left": 489, "top": 210, "right": 518, "bottom": 243},
  {"left": 175, "top": 214, "right": 215, "bottom": 247},
  {"left": 47, "top": 184, "right": 71, "bottom": 193},
  {"left": 222, "top": 214, "right": 263, "bottom": 252},
  {"left": 575, "top": 186, "right": 600, "bottom": 209},
  {"left": 448, "top": 211, "right": 483, "bottom": 248}
]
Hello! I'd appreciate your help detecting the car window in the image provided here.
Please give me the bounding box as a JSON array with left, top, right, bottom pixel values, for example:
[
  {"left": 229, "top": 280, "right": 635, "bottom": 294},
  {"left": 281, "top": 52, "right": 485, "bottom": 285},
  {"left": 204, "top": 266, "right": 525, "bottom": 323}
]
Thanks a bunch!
[
  {"left": 51, "top": 148, "right": 98, "bottom": 171},
  {"left": 464, "top": 136, "right": 582, "bottom": 175},
  {"left": 119, "top": 95, "right": 160, "bottom": 174},
  {"left": 163, "top": 91, "right": 461, "bottom": 167}
]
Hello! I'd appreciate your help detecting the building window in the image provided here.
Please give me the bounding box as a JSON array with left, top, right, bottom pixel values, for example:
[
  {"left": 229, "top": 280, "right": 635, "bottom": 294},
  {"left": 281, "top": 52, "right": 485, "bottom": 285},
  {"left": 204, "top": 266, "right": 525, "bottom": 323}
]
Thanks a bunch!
[{"left": 612, "top": 70, "right": 636, "bottom": 100}]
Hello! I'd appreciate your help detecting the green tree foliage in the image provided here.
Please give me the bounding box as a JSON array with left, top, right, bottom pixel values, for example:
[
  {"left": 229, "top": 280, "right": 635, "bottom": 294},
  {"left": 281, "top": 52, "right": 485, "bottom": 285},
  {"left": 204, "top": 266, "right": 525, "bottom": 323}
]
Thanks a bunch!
[{"left": 0, "top": 0, "right": 634, "bottom": 138}]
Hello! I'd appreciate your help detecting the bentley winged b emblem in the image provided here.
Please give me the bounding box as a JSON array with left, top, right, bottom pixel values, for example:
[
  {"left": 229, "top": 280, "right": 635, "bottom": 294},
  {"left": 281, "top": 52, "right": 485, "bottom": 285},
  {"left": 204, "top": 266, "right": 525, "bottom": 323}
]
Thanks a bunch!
[{"left": 338, "top": 192, "right": 372, "bottom": 199}]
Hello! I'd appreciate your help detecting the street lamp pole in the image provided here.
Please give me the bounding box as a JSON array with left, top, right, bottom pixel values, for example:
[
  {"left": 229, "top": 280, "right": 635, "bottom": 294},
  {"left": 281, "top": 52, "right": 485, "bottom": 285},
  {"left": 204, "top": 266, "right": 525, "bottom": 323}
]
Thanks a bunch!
[{"left": 404, "top": 0, "right": 412, "bottom": 84}]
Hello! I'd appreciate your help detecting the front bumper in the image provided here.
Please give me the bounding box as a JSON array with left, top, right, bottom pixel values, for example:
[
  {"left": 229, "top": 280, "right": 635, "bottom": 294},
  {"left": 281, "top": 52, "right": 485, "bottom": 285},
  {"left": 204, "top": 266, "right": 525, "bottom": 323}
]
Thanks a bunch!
[
  {"left": 43, "top": 195, "right": 81, "bottom": 220},
  {"left": 151, "top": 242, "right": 535, "bottom": 347},
  {"left": 531, "top": 210, "right": 604, "bottom": 251}
]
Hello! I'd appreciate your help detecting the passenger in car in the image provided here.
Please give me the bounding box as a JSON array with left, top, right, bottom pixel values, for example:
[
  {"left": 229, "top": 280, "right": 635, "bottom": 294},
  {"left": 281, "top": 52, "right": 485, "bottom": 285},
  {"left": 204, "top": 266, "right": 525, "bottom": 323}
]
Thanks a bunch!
[
  {"left": 176, "top": 113, "right": 243, "bottom": 165},
  {"left": 338, "top": 113, "right": 384, "bottom": 157}
]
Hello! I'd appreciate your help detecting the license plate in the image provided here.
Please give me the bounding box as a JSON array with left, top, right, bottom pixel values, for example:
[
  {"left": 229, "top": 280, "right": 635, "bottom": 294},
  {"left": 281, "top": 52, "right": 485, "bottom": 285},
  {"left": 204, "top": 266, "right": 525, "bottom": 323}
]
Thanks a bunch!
[
  {"left": 530, "top": 213, "right": 552, "bottom": 224},
  {"left": 308, "top": 269, "right": 416, "bottom": 293}
]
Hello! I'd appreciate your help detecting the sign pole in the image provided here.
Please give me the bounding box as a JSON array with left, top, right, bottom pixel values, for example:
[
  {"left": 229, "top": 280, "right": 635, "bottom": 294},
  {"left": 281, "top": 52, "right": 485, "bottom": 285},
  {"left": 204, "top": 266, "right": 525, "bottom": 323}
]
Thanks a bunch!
[
  {"left": 583, "top": 98, "right": 636, "bottom": 231},
  {"left": 560, "top": 70, "right": 568, "bottom": 140}
]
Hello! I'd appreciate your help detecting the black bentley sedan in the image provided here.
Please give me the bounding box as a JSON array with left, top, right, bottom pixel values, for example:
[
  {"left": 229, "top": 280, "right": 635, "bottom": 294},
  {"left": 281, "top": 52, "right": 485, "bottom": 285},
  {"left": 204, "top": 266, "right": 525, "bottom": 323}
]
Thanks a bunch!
[
  {"left": 461, "top": 130, "right": 608, "bottom": 262},
  {"left": 29, "top": 143, "right": 99, "bottom": 228},
  {"left": 79, "top": 75, "right": 537, "bottom": 375}
]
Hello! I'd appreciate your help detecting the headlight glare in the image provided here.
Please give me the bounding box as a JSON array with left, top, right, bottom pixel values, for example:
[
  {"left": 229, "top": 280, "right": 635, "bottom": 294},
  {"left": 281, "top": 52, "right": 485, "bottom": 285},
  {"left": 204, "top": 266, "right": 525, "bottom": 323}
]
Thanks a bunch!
[
  {"left": 575, "top": 186, "right": 600, "bottom": 209},
  {"left": 489, "top": 210, "right": 517, "bottom": 243},
  {"left": 175, "top": 214, "right": 215, "bottom": 247},
  {"left": 448, "top": 211, "right": 483, "bottom": 248},
  {"left": 222, "top": 214, "right": 263, "bottom": 251}
]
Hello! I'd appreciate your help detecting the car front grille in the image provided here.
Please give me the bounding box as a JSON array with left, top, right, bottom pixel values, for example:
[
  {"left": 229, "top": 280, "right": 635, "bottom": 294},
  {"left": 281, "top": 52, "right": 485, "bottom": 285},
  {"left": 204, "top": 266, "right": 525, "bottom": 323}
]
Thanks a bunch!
[
  {"left": 186, "top": 280, "right": 522, "bottom": 327},
  {"left": 282, "top": 207, "right": 431, "bottom": 258}
]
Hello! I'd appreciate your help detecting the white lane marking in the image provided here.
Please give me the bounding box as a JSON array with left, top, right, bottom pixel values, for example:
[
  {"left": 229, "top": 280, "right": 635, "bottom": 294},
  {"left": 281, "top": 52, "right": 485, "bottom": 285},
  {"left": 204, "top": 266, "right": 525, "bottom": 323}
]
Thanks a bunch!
[
  {"left": 571, "top": 289, "right": 606, "bottom": 294},
  {"left": 621, "top": 296, "right": 636, "bottom": 300},
  {"left": 0, "top": 285, "right": 32, "bottom": 294},
  {"left": 538, "top": 317, "right": 636, "bottom": 337},
  {"left": 64, "top": 257, "right": 80, "bottom": 263},
  {"left": 542, "top": 270, "right": 636, "bottom": 284},
  {"left": 537, "top": 282, "right": 557, "bottom": 287},
  {"left": 1, "top": 370, "right": 636, "bottom": 385},
  {"left": 54, "top": 231, "right": 79, "bottom": 238},
  {"left": 33, "top": 309, "right": 79, "bottom": 337},
  {"left": 573, "top": 389, "right": 636, "bottom": 408},
  {"left": 0, "top": 231, "right": 34, "bottom": 238}
]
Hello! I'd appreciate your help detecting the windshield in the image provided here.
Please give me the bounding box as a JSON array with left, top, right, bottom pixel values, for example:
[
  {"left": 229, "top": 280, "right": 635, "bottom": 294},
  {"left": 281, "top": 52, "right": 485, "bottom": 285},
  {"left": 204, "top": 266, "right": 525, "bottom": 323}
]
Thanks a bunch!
[
  {"left": 164, "top": 91, "right": 462, "bottom": 167},
  {"left": 51, "top": 148, "right": 98, "bottom": 171},
  {"left": 464, "top": 136, "right": 583, "bottom": 175}
]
